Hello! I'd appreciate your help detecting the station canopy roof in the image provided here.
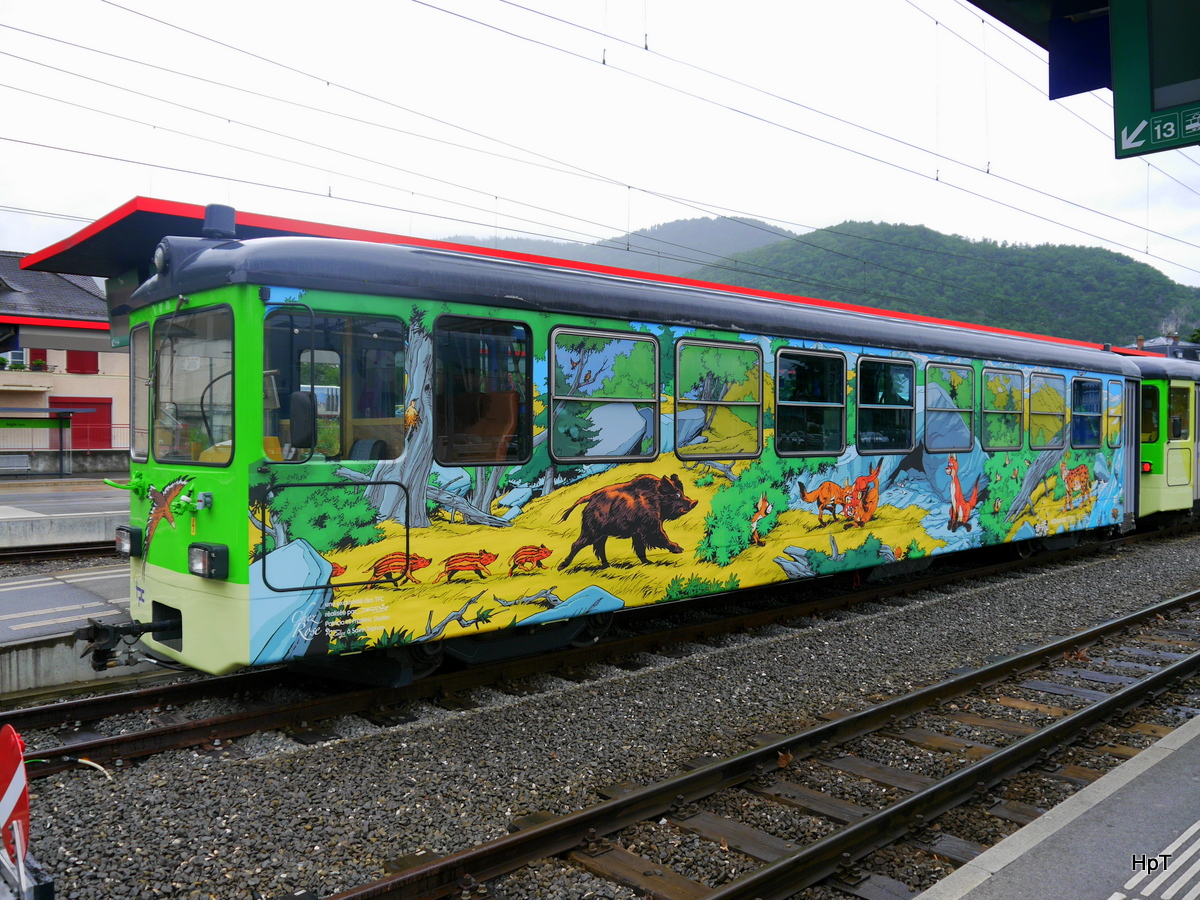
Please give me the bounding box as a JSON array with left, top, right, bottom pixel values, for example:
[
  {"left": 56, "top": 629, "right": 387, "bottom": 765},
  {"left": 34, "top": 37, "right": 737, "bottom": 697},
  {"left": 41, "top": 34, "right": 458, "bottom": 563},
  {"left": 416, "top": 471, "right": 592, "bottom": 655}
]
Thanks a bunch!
[{"left": 20, "top": 196, "right": 422, "bottom": 283}]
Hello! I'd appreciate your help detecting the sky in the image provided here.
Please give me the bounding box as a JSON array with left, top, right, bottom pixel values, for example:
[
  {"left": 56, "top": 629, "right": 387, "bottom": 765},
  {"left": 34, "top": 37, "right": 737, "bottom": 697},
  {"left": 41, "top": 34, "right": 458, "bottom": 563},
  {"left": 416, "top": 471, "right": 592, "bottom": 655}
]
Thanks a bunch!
[{"left": 2, "top": 0, "right": 1200, "bottom": 291}]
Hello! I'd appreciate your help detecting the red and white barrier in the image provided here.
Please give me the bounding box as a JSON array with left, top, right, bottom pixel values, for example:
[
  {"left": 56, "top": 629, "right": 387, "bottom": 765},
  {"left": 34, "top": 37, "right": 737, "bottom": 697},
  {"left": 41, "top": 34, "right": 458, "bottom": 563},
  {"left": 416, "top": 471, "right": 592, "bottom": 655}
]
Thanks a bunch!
[
  {"left": 0, "top": 725, "right": 29, "bottom": 870},
  {"left": 0, "top": 725, "right": 51, "bottom": 900}
]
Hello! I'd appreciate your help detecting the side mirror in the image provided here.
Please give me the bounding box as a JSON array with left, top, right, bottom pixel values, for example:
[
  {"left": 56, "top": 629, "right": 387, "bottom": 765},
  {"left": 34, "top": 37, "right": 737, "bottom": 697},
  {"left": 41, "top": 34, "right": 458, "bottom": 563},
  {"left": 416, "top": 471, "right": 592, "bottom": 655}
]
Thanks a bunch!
[
  {"left": 1171, "top": 415, "right": 1184, "bottom": 440},
  {"left": 290, "top": 391, "right": 317, "bottom": 449}
]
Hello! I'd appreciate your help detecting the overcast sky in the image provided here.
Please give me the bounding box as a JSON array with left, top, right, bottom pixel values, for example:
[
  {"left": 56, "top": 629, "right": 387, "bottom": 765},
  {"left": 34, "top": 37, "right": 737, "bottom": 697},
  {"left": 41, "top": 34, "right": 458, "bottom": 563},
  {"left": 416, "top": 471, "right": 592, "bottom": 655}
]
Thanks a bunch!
[{"left": 3, "top": 0, "right": 1200, "bottom": 289}]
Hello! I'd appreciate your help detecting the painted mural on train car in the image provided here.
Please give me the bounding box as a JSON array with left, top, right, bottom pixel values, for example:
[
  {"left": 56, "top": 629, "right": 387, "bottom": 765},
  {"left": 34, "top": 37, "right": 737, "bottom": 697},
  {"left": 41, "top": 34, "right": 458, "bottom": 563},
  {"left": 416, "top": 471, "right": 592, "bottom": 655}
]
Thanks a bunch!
[{"left": 164, "top": 288, "right": 1126, "bottom": 665}]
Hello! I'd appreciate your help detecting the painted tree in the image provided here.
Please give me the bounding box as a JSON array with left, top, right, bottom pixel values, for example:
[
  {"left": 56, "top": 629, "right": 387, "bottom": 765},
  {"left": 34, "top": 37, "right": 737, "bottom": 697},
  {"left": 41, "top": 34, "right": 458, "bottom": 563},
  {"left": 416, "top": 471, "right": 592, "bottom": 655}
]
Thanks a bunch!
[
  {"left": 521, "top": 333, "right": 610, "bottom": 496},
  {"left": 361, "top": 308, "right": 435, "bottom": 526},
  {"left": 677, "top": 335, "right": 760, "bottom": 430},
  {"left": 250, "top": 463, "right": 386, "bottom": 557}
]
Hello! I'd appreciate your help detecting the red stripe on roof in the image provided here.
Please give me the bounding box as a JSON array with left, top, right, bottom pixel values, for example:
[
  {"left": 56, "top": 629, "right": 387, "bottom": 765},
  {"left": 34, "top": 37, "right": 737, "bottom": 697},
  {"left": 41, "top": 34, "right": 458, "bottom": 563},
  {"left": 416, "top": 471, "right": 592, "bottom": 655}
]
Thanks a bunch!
[
  {"left": 20, "top": 196, "right": 1124, "bottom": 354},
  {"left": 0, "top": 316, "right": 109, "bottom": 330}
]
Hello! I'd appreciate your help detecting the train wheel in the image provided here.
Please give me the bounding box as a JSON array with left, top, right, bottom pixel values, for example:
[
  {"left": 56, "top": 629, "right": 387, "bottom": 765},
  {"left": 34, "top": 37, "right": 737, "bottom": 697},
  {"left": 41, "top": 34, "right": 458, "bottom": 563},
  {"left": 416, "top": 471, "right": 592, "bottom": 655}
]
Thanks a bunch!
[
  {"left": 1013, "top": 539, "right": 1037, "bottom": 559},
  {"left": 569, "top": 612, "right": 615, "bottom": 647},
  {"left": 409, "top": 642, "right": 445, "bottom": 679}
]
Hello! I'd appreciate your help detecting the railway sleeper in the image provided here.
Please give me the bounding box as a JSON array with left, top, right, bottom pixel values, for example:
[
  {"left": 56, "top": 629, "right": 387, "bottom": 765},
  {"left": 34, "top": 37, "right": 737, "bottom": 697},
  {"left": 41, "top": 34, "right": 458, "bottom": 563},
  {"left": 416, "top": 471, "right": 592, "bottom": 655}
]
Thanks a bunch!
[
  {"left": 907, "top": 831, "right": 988, "bottom": 865},
  {"left": 512, "top": 810, "right": 710, "bottom": 900},
  {"left": 827, "top": 871, "right": 919, "bottom": 900}
]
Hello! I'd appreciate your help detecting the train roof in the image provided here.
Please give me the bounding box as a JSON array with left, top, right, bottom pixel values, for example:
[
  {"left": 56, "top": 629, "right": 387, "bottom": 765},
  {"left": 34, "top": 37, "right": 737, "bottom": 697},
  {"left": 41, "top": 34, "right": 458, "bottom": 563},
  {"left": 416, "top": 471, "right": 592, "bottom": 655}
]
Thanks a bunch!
[
  {"left": 1122, "top": 353, "right": 1200, "bottom": 381},
  {"left": 25, "top": 199, "right": 1141, "bottom": 377},
  {"left": 135, "top": 231, "right": 1141, "bottom": 377}
]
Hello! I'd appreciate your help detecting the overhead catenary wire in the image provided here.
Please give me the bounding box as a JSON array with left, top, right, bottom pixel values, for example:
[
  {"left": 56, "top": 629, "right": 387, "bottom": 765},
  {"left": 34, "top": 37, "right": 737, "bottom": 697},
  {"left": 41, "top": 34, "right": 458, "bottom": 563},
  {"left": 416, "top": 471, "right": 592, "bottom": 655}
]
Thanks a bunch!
[
  {"left": 19, "top": 2, "right": 1200, "bottom": 276},
  {"left": 85, "top": 1, "right": 1200, "bottom": 260},
  {"left": 3, "top": 1, "right": 1198, "bottom": 297}
]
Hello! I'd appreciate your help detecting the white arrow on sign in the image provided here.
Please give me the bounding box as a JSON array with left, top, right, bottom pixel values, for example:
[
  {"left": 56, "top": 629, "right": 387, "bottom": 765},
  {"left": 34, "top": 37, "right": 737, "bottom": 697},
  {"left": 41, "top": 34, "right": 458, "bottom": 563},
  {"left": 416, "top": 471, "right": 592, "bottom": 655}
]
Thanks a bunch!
[{"left": 1122, "top": 120, "right": 1148, "bottom": 150}]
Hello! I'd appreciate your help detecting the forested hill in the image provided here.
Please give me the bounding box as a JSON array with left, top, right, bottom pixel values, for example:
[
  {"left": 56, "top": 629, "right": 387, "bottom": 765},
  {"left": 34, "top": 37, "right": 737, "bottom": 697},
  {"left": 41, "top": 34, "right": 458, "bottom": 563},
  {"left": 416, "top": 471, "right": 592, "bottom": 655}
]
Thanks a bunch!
[
  {"left": 682, "top": 221, "right": 1200, "bottom": 346},
  {"left": 443, "top": 216, "right": 794, "bottom": 278}
]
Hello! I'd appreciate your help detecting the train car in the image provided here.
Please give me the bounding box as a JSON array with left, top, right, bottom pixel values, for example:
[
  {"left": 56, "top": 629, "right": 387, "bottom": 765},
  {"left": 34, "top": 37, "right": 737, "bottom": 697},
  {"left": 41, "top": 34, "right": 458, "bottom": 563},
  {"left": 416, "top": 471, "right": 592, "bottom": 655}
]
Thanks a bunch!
[
  {"left": 1125, "top": 354, "right": 1200, "bottom": 521},
  {"left": 78, "top": 205, "right": 1142, "bottom": 681}
]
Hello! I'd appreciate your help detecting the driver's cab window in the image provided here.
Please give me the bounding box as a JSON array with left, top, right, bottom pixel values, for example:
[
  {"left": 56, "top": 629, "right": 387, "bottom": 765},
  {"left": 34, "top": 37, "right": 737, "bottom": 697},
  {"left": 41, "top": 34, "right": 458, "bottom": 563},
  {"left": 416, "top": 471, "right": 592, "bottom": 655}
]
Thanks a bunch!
[{"left": 153, "top": 306, "right": 234, "bottom": 465}]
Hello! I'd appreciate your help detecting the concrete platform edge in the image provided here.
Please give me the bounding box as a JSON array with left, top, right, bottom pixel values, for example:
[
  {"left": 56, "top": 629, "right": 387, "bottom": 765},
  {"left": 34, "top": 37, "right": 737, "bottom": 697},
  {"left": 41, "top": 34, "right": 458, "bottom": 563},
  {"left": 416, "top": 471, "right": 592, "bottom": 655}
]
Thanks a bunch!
[
  {"left": 0, "top": 511, "right": 125, "bottom": 547},
  {"left": 1, "top": 631, "right": 159, "bottom": 694},
  {"left": 916, "top": 713, "right": 1200, "bottom": 900}
]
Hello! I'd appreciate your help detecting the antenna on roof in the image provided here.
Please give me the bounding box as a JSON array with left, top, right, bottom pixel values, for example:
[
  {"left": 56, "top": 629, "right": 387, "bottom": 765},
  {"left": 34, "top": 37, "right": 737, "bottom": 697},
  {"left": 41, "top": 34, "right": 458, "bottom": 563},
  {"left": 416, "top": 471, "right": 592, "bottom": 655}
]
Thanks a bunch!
[{"left": 201, "top": 204, "right": 237, "bottom": 239}]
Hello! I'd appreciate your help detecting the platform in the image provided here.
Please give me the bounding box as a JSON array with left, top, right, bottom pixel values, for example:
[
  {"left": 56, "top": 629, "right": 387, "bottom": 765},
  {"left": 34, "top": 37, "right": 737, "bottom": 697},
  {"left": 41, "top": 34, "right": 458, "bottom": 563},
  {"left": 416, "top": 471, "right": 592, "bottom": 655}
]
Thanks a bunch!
[
  {"left": 918, "top": 711, "right": 1200, "bottom": 900},
  {"left": 0, "top": 477, "right": 151, "bottom": 693},
  {"left": 0, "top": 475, "right": 128, "bottom": 548}
]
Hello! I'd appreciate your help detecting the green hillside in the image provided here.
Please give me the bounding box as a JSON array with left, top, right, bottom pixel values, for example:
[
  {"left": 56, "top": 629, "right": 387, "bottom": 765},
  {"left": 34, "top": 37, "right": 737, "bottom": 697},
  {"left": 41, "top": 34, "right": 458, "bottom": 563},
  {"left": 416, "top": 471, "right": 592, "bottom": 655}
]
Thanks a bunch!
[
  {"left": 683, "top": 221, "right": 1200, "bottom": 346},
  {"left": 444, "top": 216, "right": 795, "bottom": 278}
]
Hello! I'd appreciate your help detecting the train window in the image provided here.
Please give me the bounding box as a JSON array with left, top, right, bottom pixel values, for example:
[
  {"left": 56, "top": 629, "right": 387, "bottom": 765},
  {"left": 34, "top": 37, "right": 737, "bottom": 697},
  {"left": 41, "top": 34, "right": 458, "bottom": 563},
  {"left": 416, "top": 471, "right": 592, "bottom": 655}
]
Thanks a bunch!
[
  {"left": 434, "top": 316, "right": 532, "bottom": 466},
  {"left": 675, "top": 341, "right": 762, "bottom": 459},
  {"left": 775, "top": 350, "right": 845, "bottom": 456},
  {"left": 549, "top": 328, "right": 659, "bottom": 462},
  {"left": 1169, "top": 386, "right": 1190, "bottom": 441},
  {"left": 264, "top": 312, "right": 408, "bottom": 462},
  {"left": 925, "top": 364, "right": 974, "bottom": 453},
  {"left": 856, "top": 358, "right": 914, "bottom": 453},
  {"left": 130, "top": 323, "right": 150, "bottom": 461},
  {"left": 1107, "top": 380, "right": 1123, "bottom": 449},
  {"left": 298, "top": 349, "right": 344, "bottom": 458},
  {"left": 1029, "top": 373, "right": 1066, "bottom": 449},
  {"left": 1070, "top": 379, "right": 1103, "bottom": 448},
  {"left": 982, "top": 368, "right": 1023, "bottom": 451},
  {"left": 152, "top": 306, "right": 234, "bottom": 466},
  {"left": 1142, "top": 385, "right": 1160, "bottom": 443}
]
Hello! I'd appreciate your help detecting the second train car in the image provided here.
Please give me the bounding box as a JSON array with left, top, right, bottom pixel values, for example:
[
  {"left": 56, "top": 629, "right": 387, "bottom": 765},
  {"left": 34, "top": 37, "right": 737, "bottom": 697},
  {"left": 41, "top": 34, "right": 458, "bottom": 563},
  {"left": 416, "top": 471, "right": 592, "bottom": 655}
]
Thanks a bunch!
[{"left": 93, "top": 205, "right": 1144, "bottom": 680}]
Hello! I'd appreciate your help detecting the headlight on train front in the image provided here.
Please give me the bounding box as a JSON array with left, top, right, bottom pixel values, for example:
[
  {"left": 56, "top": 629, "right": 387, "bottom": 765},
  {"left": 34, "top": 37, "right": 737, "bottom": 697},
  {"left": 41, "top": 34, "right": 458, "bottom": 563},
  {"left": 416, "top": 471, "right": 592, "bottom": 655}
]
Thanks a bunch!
[
  {"left": 115, "top": 525, "right": 142, "bottom": 558},
  {"left": 188, "top": 543, "right": 229, "bottom": 579}
]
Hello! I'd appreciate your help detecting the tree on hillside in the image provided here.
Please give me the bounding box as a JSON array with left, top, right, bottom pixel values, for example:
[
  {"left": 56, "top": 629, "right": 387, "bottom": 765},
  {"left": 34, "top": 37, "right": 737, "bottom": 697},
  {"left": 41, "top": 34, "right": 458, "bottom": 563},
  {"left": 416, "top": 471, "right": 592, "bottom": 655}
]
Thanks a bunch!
[{"left": 685, "top": 221, "right": 1200, "bottom": 345}]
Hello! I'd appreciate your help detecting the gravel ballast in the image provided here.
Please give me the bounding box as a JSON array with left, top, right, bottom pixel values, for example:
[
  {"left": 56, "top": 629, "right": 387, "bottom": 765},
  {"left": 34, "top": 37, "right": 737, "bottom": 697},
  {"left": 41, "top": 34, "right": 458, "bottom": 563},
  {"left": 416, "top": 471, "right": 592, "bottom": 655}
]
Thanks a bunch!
[{"left": 22, "top": 535, "right": 1200, "bottom": 899}]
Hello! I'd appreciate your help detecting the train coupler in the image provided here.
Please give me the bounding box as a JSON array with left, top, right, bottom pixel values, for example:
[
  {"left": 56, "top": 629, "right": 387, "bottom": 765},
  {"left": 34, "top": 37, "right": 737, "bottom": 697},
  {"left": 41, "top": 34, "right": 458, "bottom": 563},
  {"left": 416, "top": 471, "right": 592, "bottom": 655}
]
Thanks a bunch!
[{"left": 74, "top": 617, "right": 182, "bottom": 671}]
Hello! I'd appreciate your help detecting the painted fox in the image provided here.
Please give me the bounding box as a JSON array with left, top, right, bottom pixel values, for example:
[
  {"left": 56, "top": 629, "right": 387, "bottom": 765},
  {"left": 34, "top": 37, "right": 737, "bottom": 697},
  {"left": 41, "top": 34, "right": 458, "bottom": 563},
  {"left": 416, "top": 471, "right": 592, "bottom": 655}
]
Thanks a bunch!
[
  {"left": 946, "top": 453, "right": 980, "bottom": 532},
  {"left": 843, "top": 459, "right": 883, "bottom": 529},
  {"left": 797, "top": 479, "right": 851, "bottom": 526},
  {"left": 749, "top": 494, "right": 773, "bottom": 545}
]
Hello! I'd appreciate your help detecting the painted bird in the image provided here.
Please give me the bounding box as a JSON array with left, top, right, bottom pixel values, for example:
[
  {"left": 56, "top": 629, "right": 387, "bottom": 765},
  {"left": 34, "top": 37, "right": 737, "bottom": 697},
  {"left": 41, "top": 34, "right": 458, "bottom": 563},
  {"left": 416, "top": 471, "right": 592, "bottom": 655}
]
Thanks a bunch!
[
  {"left": 404, "top": 399, "right": 420, "bottom": 435},
  {"left": 145, "top": 476, "right": 192, "bottom": 557}
]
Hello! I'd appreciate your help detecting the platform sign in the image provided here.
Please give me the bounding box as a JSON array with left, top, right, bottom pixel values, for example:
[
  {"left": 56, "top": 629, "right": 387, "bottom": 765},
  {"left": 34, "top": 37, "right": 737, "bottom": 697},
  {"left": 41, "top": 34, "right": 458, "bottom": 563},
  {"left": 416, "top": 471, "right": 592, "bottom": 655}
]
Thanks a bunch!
[
  {"left": 1112, "top": 0, "right": 1200, "bottom": 158},
  {"left": 1108, "top": 0, "right": 1200, "bottom": 157}
]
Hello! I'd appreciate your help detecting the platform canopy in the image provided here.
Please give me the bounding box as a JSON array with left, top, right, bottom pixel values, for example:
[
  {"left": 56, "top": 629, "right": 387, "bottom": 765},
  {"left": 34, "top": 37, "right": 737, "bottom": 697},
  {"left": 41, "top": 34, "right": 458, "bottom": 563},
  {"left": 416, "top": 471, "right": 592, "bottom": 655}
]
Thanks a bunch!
[
  {"left": 20, "top": 197, "right": 431, "bottom": 347},
  {"left": 20, "top": 195, "right": 420, "bottom": 283},
  {"left": 965, "top": 1, "right": 1110, "bottom": 100}
]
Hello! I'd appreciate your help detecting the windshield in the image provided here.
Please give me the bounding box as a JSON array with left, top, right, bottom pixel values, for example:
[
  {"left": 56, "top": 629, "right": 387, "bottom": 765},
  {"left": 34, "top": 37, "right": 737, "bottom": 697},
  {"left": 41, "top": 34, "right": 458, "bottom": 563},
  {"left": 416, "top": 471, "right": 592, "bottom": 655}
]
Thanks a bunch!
[{"left": 153, "top": 306, "right": 234, "bottom": 465}]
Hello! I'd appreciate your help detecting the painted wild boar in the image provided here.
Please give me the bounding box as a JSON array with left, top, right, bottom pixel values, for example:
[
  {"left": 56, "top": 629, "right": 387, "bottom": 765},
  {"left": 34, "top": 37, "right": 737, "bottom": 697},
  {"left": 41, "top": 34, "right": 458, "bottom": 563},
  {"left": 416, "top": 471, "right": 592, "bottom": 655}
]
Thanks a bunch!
[{"left": 558, "top": 473, "right": 697, "bottom": 570}]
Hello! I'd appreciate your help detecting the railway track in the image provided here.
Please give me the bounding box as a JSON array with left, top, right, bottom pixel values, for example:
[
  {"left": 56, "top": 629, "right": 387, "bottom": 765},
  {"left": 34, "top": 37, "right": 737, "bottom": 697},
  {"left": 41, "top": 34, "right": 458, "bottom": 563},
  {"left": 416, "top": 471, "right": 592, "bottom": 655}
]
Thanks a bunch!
[
  {"left": 13, "top": 529, "right": 1200, "bottom": 900},
  {"left": 5, "top": 532, "right": 1148, "bottom": 778},
  {"left": 0, "top": 540, "right": 118, "bottom": 566},
  {"left": 316, "top": 587, "right": 1200, "bottom": 900}
]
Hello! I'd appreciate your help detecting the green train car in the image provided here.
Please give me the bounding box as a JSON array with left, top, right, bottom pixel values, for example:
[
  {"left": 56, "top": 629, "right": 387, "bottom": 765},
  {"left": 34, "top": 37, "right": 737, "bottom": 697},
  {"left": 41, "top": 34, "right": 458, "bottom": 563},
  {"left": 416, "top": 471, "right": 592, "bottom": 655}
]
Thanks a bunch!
[
  {"left": 51, "top": 204, "right": 1148, "bottom": 682},
  {"left": 1129, "top": 355, "right": 1200, "bottom": 520}
]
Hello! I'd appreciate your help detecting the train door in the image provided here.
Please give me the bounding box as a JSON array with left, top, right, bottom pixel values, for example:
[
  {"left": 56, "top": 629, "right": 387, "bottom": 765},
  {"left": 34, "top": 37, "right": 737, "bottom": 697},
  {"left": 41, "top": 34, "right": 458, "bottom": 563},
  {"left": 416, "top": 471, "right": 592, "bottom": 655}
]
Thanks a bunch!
[
  {"left": 1166, "top": 380, "right": 1194, "bottom": 495},
  {"left": 1194, "top": 382, "right": 1200, "bottom": 508},
  {"left": 1120, "top": 379, "right": 1140, "bottom": 528},
  {"left": 255, "top": 306, "right": 414, "bottom": 666}
]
